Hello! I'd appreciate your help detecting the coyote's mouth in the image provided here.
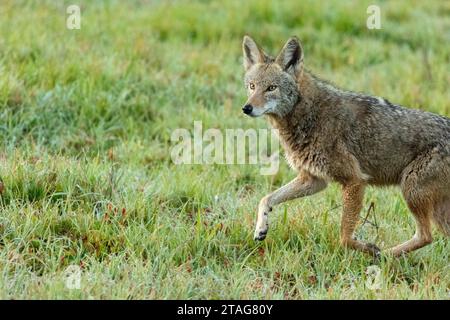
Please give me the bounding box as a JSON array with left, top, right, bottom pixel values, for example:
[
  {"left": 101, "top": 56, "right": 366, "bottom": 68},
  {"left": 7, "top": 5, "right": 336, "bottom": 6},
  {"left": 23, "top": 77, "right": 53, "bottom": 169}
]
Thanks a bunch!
[
  {"left": 247, "top": 109, "right": 270, "bottom": 117},
  {"left": 243, "top": 101, "right": 277, "bottom": 117}
]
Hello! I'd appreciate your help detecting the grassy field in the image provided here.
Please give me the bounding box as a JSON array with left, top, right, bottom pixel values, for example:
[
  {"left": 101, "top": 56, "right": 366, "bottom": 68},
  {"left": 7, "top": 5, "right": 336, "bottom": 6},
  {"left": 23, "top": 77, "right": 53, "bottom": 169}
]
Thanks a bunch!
[{"left": 0, "top": 0, "right": 449, "bottom": 299}]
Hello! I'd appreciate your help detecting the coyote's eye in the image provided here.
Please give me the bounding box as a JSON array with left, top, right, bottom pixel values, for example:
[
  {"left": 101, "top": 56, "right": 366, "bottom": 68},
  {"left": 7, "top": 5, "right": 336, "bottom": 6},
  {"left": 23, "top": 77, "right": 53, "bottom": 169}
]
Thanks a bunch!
[
  {"left": 249, "top": 83, "right": 255, "bottom": 90},
  {"left": 267, "top": 85, "right": 277, "bottom": 91}
]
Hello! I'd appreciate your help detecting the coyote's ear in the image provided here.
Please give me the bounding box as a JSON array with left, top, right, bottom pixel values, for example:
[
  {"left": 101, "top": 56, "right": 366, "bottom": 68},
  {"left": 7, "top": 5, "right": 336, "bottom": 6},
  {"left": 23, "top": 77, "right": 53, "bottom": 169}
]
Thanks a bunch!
[
  {"left": 242, "top": 35, "right": 266, "bottom": 70},
  {"left": 275, "top": 37, "right": 304, "bottom": 78}
]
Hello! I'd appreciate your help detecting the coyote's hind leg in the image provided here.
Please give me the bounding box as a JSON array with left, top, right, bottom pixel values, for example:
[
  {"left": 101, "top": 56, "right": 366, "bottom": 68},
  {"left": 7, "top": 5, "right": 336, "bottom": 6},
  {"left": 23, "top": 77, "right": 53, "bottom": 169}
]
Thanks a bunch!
[
  {"left": 386, "top": 195, "right": 433, "bottom": 257},
  {"left": 432, "top": 197, "right": 450, "bottom": 236},
  {"left": 386, "top": 156, "right": 438, "bottom": 256}
]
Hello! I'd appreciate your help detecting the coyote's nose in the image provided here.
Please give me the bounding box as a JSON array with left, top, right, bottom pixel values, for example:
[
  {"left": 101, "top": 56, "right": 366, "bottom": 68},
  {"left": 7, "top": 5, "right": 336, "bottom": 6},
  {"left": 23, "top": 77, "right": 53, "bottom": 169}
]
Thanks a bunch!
[{"left": 242, "top": 104, "right": 253, "bottom": 115}]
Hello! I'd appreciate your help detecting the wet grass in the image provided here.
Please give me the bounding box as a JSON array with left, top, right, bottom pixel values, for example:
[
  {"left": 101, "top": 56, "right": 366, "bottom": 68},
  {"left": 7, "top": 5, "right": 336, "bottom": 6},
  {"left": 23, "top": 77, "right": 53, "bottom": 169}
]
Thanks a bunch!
[{"left": 0, "top": 0, "right": 448, "bottom": 299}]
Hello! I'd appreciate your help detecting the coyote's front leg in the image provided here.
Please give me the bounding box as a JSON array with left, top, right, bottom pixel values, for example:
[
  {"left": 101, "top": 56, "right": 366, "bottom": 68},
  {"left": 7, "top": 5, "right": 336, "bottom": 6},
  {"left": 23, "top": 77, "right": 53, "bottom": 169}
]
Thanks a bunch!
[{"left": 254, "top": 170, "right": 327, "bottom": 240}]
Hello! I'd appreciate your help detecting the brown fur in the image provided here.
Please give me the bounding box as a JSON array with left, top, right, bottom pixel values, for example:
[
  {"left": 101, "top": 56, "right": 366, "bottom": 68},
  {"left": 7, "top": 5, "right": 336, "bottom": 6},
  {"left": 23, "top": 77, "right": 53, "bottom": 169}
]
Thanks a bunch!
[{"left": 242, "top": 36, "right": 450, "bottom": 256}]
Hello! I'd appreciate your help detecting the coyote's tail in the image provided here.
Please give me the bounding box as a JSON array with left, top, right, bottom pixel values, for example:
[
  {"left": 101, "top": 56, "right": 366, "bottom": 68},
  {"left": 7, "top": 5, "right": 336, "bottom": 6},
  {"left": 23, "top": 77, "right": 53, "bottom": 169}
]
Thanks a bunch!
[{"left": 433, "top": 199, "right": 450, "bottom": 237}]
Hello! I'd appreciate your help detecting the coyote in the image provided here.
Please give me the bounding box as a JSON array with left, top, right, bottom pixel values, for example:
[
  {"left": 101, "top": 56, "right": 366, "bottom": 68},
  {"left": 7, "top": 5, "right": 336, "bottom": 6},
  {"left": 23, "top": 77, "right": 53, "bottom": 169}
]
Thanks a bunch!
[{"left": 242, "top": 35, "right": 450, "bottom": 256}]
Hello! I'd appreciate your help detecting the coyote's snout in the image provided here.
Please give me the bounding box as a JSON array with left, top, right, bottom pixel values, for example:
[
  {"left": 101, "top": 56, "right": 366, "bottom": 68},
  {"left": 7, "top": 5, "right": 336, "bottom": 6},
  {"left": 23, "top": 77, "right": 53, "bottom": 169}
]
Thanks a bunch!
[{"left": 242, "top": 35, "right": 450, "bottom": 257}]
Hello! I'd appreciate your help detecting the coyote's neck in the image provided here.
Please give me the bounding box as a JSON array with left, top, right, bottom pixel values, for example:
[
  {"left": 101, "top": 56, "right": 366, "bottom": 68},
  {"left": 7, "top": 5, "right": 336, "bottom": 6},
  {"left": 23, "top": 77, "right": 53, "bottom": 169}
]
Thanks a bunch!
[{"left": 266, "top": 70, "right": 322, "bottom": 150}]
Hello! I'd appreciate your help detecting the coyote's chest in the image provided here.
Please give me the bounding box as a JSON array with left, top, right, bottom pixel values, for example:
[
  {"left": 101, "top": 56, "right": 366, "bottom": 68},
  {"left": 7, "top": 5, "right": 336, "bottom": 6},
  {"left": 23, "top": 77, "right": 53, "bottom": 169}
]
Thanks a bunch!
[
  {"left": 268, "top": 114, "right": 331, "bottom": 180},
  {"left": 278, "top": 132, "right": 330, "bottom": 180}
]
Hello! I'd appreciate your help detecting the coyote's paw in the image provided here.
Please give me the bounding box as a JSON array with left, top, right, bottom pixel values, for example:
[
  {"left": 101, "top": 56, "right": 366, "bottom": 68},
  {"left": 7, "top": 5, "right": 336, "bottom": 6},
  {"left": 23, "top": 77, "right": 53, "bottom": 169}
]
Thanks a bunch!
[
  {"left": 384, "top": 247, "right": 407, "bottom": 258},
  {"left": 365, "top": 243, "right": 381, "bottom": 258},
  {"left": 254, "top": 198, "right": 271, "bottom": 241},
  {"left": 254, "top": 227, "right": 268, "bottom": 241},
  {"left": 342, "top": 238, "right": 381, "bottom": 257}
]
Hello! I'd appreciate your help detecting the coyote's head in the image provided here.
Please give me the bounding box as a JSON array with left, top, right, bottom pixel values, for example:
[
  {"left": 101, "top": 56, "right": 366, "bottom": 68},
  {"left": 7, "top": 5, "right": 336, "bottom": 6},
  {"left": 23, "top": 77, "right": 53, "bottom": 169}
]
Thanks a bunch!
[{"left": 242, "top": 36, "right": 303, "bottom": 117}]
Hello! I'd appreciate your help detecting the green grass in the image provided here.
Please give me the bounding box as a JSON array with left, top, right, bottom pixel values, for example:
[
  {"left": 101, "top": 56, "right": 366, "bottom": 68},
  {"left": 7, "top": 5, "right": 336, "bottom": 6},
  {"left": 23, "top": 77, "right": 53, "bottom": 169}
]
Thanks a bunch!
[{"left": 0, "top": 0, "right": 449, "bottom": 299}]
